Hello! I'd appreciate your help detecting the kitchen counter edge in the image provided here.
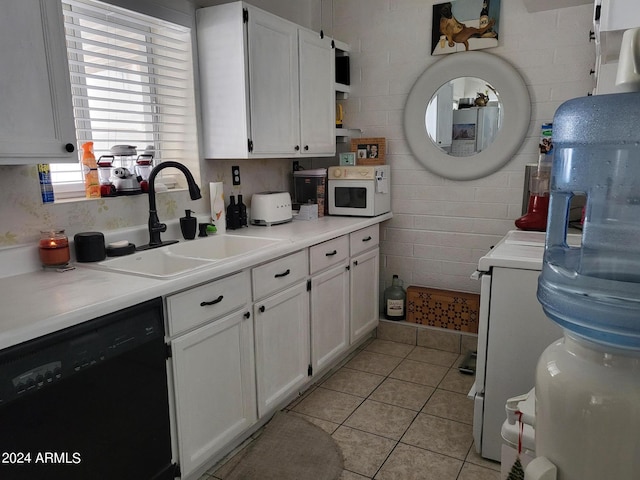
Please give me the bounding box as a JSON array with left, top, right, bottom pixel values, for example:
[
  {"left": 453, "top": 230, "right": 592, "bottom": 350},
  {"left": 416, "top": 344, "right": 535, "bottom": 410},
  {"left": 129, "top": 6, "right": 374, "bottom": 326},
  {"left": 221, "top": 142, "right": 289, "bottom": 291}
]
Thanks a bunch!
[{"left": 0, "top": 214, "right": 392, "bottom": 350}]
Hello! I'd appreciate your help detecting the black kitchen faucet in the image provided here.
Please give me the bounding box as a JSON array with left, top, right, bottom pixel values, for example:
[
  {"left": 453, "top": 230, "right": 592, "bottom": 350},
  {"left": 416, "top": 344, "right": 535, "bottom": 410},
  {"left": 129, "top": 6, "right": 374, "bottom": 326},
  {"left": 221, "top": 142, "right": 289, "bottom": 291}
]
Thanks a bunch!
[{"left": 138, "top": 161, "right": 202, "bottom": 250}]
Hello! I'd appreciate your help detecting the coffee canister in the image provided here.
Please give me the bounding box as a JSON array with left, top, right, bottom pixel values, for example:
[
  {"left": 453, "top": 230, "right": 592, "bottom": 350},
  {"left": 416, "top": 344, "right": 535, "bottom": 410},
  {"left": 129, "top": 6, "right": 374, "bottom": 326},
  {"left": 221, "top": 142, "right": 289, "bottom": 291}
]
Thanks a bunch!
[{"left": 74, "top": 232, "right": 106, "bottom": 262}]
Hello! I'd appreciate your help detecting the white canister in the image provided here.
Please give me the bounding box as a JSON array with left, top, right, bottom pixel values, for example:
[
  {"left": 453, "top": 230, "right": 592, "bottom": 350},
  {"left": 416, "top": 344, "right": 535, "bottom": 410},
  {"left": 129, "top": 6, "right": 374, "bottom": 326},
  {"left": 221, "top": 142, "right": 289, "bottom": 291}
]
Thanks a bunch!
[{"left": 209, "top": 182, "right": 226, "bottom": 234}]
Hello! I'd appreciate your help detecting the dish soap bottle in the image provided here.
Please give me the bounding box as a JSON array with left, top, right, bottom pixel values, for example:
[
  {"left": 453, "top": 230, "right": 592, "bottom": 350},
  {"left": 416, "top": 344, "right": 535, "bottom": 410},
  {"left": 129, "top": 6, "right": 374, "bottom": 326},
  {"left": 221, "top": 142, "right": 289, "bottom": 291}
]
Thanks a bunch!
[
  {"left": 180, "top": 210, "right": 197, "bottom": 240},
  {"left": 81, "top": 142, "right": 101, "bottom": 199},
  {"left": 384, "top": 275, "right": 406, "bottom": 320}
]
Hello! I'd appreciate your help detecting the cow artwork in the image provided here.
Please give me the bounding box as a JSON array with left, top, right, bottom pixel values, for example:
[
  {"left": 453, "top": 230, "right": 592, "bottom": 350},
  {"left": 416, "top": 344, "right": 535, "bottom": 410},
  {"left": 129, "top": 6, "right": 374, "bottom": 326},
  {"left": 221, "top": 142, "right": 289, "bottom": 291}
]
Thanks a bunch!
[{"left": 431, "top": 0, "right": 500, "bottom": 56}]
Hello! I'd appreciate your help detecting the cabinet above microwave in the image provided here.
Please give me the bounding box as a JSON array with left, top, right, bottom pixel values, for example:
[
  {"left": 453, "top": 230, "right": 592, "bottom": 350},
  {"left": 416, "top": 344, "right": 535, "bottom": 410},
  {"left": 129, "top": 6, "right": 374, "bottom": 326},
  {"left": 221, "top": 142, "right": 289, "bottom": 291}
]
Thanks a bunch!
[{"left": 196, "top": 2, "right": 336, "bottom": 159}]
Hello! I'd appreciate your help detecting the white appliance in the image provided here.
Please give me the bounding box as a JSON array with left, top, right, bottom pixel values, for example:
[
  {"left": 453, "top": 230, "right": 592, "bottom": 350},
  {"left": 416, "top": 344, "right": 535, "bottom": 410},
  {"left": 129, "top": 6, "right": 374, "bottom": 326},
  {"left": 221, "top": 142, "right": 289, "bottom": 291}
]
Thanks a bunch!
[
  {"left": 328, "top": 165, "right": 391, "bottom": 217},
  {"left": 250, "top": 191, "right": 292, "bottom": 226},
  {"left": 471, "top": 230, "right": 570, "bottom": 461},
  {"left": 450, "top": 105, "right": 500, "bottom": 156}
]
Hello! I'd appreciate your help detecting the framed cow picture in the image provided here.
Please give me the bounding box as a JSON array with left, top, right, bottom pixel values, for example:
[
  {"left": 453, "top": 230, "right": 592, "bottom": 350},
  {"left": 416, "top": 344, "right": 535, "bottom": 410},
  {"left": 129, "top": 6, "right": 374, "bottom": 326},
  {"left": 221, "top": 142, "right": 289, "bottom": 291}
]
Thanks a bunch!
[{"left": 431, "top": 0, "right": 500, "bottom": 56}]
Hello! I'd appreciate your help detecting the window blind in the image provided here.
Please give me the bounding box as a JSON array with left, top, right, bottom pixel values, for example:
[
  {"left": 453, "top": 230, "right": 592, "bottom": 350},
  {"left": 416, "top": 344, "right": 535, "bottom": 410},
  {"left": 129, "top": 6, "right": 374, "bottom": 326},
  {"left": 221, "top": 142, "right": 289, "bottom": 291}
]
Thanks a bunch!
[{"left": 52, "top": 0, "right": 197, "bottom": 194}]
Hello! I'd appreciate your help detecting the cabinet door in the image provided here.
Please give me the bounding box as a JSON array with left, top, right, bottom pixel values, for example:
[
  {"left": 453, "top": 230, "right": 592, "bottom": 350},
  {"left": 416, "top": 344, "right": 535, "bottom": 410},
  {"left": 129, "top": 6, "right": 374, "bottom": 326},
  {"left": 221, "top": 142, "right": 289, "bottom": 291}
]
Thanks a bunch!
[
  {"left": 0, "top": 0, "right": 76, "bottom": 164},
  {"left": 247, "top": 7, "right": 300, "bottom": 156},
  {"left": 310, "top": 262, "right": 350, "bottom": 373},
  {"left": 350, "top": 247, "right": 380, "bottom": 344},
  {"left": 172, "top": 310, "right": 257, "bottom": 478},
  {"left": 254, "top": 282, "right": 309, "bottom": 417},
  {"left": 298, "top": 29, "right": 335, "bottom": 156}
]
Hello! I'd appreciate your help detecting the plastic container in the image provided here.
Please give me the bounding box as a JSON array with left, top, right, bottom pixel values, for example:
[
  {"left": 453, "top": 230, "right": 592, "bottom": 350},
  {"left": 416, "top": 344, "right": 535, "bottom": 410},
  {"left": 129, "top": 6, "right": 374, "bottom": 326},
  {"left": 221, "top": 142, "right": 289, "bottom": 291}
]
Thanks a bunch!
[
  {"left": 537, "top": 92, "right": 640, "bottom": 349},
  {"left": 293, "top": 169, "right": 327, "bottom": 217},
  {"left": 37, "top": 164, "right": 55, "bottom": 204},
  {"left": 81, "top": 142, "right": 101, "bottom": 199},
  {"left": 383, "top": 275, "right": 406, "bottom": 320}
]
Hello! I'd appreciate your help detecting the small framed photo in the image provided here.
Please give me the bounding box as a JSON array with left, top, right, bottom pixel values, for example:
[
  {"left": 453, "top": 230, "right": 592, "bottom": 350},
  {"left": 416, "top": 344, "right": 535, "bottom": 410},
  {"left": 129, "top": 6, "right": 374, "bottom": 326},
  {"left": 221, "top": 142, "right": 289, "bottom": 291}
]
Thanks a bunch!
[
  {"left": 339, "top": 152, "right": 356, "bottom": 166},
  {"left": 350, "top": 137, "right": 386, "bottom": 165}
]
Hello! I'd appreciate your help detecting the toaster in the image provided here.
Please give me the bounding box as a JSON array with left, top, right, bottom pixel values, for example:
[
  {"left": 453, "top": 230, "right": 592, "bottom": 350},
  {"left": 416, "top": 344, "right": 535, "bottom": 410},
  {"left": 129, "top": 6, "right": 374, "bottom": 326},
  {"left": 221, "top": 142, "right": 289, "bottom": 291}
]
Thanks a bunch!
[{"left": 250, "top": 191, "right": 293, "bottom": 226}]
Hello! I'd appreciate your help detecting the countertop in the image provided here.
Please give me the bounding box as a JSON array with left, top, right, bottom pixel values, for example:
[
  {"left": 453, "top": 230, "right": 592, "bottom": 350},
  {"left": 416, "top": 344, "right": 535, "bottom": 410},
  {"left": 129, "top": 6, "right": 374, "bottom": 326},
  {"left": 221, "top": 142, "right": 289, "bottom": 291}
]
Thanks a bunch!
[
  {"left": 477, "top": 229, "right": 582, "bottom": 272},
  {"left": 0, "top": 214, "right": 392, "bottom": 351}
]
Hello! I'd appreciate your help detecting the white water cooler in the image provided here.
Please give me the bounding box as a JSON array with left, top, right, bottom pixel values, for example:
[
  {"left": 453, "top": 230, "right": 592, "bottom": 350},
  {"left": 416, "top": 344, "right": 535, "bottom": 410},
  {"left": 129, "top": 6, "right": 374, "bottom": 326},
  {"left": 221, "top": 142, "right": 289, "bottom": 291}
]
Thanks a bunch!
[{"left": 510, "top": 32, "right": 640, "bottom": 479}]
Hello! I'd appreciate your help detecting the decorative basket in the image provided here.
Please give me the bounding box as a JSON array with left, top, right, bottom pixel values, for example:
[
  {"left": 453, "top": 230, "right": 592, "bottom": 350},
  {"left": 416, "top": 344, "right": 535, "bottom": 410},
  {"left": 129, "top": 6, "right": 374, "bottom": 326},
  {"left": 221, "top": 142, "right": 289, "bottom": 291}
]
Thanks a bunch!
[{"left": 406, "top": 286, "right": 479, "bottom": 333}]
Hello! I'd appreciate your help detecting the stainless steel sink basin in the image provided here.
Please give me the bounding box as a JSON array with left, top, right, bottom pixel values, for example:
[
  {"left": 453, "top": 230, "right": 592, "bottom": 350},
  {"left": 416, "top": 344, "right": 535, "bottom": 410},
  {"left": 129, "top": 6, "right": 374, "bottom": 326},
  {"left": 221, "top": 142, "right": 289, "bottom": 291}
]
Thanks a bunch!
[
  {"left": 81, "top": 234, "right": 283, "bottom": 279},
  {"left": 168, "top": 234, "right": 281, "bottom": 260}
]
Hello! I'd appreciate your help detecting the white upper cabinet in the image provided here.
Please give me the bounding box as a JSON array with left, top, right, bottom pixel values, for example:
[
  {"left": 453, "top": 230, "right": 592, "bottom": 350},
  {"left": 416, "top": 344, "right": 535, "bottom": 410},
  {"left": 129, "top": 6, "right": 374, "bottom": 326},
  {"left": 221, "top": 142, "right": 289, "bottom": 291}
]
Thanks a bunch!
[
  {"left": 196, "top": 2, "right": 336, "bottom": 159},
  {"left": 298, "top": 29, "right": 336, "bottom": 155},
  {"left": 0, "top": 0, "right": 76, "bottom": 164}
]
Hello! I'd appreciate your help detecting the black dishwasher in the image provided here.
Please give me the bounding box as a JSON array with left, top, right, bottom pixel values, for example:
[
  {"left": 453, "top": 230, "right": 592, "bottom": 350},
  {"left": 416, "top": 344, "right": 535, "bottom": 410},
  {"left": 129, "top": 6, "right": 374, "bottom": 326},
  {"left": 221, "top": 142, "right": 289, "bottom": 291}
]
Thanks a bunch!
[{"left": 0, "top": 297, "right": 175, "bottom": 480}]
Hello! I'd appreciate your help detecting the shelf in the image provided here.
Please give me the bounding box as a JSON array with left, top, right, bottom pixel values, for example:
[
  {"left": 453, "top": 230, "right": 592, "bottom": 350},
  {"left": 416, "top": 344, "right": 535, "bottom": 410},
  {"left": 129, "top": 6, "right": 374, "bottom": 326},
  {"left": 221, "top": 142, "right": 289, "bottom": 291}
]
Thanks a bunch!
[
  {"left": 336, "top": 128, "right": 362, "bottom": 143},
  {"left": 335, "top": 82, "right": 350, "bottom": 99}
]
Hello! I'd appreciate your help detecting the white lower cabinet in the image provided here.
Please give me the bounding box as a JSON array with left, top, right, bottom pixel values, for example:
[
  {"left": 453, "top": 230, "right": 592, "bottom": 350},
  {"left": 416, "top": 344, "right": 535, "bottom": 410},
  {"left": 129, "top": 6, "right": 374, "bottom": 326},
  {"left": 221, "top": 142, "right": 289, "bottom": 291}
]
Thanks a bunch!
[
  {"left": 310, "top": 264, "right": 350, "bottom": 372},
  {"left": 167, "top": 224, "right": 382, "bottom": 476},
  {"left": 253, "top": 281, "right": 310, "bottom": 417},
  {"left": 167, "top": 271, "right": 256, "bottom": 479},
  {"left": 350, "top": 247, "right": 380, "bottom": 344},
  {"left": 310, "top": 238, "right": 350, "bottom": 374},
  {"left": 349, "top": 227, "right": 380, "bottom": 344}
]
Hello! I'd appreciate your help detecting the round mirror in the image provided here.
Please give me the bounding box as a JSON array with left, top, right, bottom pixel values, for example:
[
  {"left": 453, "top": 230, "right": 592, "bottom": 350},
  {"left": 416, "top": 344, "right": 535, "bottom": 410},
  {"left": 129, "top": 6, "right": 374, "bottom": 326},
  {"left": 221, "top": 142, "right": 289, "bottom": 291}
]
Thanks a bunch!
[
  {"left": 404, "top": 51, "right": 530, "bottom": 180},
  {"left": 426, "top": 77, "right": 502, "bottom": 156}
]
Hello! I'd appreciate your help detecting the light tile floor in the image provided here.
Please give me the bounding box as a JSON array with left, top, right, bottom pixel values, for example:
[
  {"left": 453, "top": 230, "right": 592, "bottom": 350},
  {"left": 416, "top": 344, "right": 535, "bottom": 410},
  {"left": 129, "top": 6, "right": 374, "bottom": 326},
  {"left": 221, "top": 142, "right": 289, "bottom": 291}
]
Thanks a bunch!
[{"left": 202, "top": 338, "right": 501, "bottom": 480}]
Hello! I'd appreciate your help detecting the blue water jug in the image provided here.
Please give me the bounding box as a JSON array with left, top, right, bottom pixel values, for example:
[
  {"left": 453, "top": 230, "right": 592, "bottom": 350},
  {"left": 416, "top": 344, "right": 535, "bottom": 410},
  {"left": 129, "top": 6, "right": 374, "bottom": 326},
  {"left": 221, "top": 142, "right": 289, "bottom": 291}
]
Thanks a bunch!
[{"left": 537, "top": 92, "right": 640, "bottom": 348}]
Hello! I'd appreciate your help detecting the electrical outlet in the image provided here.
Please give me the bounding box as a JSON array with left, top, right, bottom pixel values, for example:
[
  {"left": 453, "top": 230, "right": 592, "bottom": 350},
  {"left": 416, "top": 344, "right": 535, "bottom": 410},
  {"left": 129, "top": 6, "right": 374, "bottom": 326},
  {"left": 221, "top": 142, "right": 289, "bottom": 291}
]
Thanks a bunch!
[{"left": 232, "top": 165, "right": 241, "bottom": 186}]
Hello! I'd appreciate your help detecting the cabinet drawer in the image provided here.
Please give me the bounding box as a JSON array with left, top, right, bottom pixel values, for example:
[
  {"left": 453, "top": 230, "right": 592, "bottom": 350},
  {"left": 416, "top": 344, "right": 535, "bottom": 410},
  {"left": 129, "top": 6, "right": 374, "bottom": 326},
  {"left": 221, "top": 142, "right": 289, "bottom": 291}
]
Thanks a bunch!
[
  {"left": 350, "top": 225, "right": 379, "bottom": 256},
  {"left": 252, "top": 250, "right": 308, "bottom": 300},
  {"left": 309, "top": 235, "right": 349, "bottom": 275},
  {"left": 167, "top": 271, "right": 250, "bottom": 337}
]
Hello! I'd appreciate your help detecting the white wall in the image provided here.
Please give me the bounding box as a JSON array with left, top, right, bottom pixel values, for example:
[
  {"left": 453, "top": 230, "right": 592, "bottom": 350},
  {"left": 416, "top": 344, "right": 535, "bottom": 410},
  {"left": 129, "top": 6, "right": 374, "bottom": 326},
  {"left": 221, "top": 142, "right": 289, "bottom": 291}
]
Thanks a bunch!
[{"left": 327, "top": 0, "right": 595, "bottom": 293}]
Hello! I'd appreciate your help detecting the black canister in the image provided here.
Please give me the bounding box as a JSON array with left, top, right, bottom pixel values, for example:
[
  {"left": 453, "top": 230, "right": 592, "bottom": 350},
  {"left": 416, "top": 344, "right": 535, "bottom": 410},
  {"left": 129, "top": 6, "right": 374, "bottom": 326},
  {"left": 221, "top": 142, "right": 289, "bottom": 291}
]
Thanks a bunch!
[{"left": 74, "top": 232, "right": 106, "bottom": 262}]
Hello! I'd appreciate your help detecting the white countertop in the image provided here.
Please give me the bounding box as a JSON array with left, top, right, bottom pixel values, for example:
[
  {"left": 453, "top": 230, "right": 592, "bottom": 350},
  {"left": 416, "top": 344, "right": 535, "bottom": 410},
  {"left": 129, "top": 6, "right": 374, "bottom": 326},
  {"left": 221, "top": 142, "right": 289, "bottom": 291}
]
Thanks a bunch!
[
  {"left": 0, "top": 214, "right": 392, "bottom": 351},
  {"left": 477, "top": 229, "right": 582, "bottom": 272}
]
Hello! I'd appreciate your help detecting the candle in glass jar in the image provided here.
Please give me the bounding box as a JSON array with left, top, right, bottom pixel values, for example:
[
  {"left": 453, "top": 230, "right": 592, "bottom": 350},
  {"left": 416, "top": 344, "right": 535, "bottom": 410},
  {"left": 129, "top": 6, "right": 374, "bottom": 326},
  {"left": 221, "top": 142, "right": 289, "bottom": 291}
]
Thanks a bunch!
[{"left": 39, "top": 230, "right": 70, "bottom": 267}]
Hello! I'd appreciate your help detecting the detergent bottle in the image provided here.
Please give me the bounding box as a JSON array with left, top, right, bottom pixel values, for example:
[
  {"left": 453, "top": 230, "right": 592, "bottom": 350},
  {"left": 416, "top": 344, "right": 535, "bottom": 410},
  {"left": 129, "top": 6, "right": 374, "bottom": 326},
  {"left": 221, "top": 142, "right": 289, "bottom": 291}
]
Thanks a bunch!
[{"left": 81, "top": 142, "right": 101, "bottom": 199}]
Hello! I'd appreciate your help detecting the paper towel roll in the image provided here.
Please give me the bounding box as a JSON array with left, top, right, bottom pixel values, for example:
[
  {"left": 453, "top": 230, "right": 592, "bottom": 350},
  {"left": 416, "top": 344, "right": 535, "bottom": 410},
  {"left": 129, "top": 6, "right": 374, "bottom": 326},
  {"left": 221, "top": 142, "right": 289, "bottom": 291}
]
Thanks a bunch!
[{"left": 210, "top": 182, "right": 226, "bottom": 234}]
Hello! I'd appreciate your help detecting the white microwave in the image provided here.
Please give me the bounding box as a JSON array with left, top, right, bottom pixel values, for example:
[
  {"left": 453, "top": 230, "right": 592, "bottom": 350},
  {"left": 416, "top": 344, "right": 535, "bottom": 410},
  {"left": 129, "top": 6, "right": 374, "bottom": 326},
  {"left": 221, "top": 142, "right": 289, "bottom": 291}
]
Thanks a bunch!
[{"left": 328, "top": 165, "right": 391, "bottom": 217}]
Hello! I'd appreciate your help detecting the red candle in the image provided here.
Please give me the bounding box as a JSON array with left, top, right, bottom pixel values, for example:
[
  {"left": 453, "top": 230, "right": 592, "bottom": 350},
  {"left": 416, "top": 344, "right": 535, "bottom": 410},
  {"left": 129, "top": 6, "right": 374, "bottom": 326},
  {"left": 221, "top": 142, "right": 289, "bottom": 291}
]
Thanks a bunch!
[{"left": 39, "top": 230, "right": 70, "bottom": 267}]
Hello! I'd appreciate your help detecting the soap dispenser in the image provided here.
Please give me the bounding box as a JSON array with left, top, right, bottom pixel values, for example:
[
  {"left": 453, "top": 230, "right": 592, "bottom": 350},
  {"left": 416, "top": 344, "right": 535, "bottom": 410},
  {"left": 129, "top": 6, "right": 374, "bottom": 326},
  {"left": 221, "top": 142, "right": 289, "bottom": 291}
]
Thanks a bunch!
[{"left": 180, "top": 210, "right": 197, "bottom": 240}]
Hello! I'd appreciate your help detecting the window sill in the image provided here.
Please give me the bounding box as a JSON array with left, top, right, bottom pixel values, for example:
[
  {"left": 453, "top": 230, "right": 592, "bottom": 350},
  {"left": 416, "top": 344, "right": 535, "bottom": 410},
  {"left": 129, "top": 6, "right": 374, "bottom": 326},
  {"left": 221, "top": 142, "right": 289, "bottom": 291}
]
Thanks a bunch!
[{"left": 51, "top": 187, "right": 187, "bottom": 205}]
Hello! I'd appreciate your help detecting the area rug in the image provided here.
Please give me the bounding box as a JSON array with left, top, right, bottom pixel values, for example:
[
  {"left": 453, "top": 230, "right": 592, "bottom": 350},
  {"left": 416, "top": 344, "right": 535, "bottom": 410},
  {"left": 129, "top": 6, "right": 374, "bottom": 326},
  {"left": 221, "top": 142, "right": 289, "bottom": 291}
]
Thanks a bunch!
[{"left": 225, "top": 411, "right": 344, "bottom": 480}]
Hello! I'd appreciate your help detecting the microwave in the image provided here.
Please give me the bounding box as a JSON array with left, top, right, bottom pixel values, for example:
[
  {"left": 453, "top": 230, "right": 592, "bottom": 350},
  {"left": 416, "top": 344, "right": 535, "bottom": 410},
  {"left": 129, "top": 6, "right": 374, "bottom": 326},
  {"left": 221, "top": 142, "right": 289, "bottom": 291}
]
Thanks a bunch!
[{"left": 328, "top": 165, "right": 391, "bottom": 217}]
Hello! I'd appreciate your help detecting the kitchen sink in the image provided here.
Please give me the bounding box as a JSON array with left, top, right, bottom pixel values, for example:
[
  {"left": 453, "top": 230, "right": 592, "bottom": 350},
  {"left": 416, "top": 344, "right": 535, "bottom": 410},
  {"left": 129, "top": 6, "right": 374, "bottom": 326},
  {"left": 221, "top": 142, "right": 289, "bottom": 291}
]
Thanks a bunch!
[
  {"left": 81, "top": 234, "right": 283, "bottom": 279},
  {"left": 168, "top": 234, "right": 281, "bottom": 260},
  {"left": 91, "top": 249, "right": 216, "bottom": 279}
]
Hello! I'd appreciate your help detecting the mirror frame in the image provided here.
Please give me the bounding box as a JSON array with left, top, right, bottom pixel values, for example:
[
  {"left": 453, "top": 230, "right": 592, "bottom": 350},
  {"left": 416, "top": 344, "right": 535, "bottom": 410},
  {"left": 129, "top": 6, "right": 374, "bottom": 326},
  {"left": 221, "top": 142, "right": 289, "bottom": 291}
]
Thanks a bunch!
[{"left": 404, "top": 51, "right": 531, "bottom": 181}]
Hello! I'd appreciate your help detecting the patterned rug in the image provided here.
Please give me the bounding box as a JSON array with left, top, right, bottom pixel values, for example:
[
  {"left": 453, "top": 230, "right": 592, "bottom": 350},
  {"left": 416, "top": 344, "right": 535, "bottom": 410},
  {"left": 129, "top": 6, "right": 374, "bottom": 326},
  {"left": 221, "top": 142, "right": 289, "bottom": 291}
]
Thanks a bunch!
[{"left": 225, "top": 411, "right": 344, "bottom": 480}]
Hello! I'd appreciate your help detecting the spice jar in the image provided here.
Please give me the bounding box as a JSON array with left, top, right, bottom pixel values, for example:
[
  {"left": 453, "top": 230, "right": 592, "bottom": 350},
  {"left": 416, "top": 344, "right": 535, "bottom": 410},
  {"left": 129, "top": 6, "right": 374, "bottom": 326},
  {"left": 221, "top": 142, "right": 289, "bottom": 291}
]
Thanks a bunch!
[{"left": 39, "top": 230, "right": 70, "bottom": 267}]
